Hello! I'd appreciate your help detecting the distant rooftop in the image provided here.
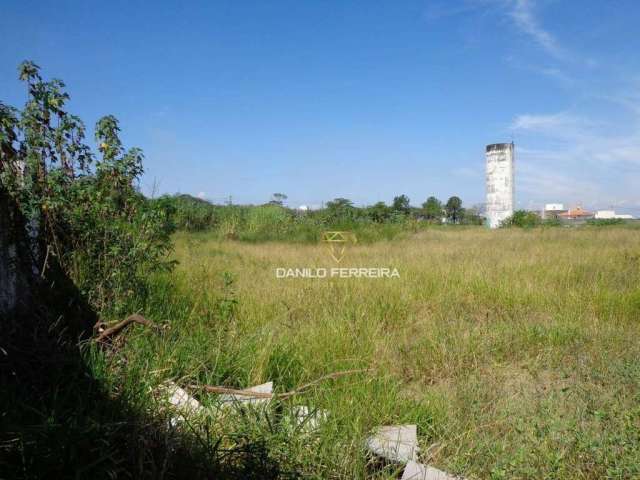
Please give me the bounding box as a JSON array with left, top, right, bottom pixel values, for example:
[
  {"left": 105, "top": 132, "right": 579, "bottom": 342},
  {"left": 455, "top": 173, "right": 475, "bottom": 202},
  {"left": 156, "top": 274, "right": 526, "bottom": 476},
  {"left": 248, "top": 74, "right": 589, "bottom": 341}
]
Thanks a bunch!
[{"left": 559, "top": 207, "right": 593, "bottom": 218}]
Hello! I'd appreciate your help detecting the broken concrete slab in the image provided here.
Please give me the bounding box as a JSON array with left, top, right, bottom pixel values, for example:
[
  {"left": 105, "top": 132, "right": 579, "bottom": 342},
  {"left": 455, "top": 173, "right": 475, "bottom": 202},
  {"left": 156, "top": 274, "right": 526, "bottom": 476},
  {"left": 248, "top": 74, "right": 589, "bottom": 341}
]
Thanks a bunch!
[
  {"left": 366, "top": 424, "right": 419, "bottom": 463},
  {"left": 219, "top": 381, "right": 273, "bottom": 406},
  {"left": 401, "top": 460, "right": 462, "bottom": 480}
]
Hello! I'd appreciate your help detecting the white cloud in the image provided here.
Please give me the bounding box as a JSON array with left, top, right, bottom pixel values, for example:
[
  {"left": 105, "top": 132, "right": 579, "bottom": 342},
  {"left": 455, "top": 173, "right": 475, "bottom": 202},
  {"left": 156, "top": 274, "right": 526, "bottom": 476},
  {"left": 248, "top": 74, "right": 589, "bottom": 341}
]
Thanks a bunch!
[
  {"left": 509, "top": 76, "right": 640, "bottom": 211},
  {"left": 517, "top": 160, "right": 601, "bottom": 202},
  {"left": 511, "top": 110, "right": 640, "bottom": 164},
  {"left": 509, "top": 0, "right": 567, "bottom": 60},
  {"left": 597, "top": 77, "right": 640, "bottom": 116},
  {"left": 535, "top": 67, "right": 573, "bottom": 85},
  {"left": 515, "top": 150, "right": 640, "bottom": 210},
  {"left": 510, "top": 112, "right": 597, "bottom": 141},
  {"left": 510, "top": 106, "right": 640, "bottom": 209},
  {"left": 196, "top": 191, "right": 207, "bottom": 200}
]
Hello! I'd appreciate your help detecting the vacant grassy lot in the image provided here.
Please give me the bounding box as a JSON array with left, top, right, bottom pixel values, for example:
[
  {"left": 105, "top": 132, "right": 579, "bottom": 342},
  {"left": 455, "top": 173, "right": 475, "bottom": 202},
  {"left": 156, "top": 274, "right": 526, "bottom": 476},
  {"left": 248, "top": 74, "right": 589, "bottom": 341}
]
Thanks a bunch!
[{"left": 123, "top": 227, "right": 640, "bottom": 478}]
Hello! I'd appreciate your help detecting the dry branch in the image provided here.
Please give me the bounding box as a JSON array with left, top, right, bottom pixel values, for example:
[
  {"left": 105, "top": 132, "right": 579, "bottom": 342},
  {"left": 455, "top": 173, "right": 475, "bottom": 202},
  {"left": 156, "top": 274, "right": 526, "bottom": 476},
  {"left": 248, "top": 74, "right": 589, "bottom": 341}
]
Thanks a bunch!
[
  {"left": 95, "top": 313, "right": 157, "bottom": 342},
  {"left": 190, "top": 385, "right": 274, "bottom": 399},
  {"left": 188, "top": 368, "right": 372, "bottom": 400}
]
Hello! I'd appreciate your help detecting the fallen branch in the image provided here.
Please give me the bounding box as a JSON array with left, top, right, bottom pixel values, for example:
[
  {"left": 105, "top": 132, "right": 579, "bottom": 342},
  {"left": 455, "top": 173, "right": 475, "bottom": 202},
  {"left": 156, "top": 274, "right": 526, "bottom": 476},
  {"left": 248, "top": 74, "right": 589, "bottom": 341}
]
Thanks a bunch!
[
  {"left": 188, "top": 368, "right": 372, "bottom": 400},
  {"left": 95, "top": 314, "right": 157, "bottom": 342},
  {"left": 190, "top": 385, "right": 274, "bottom": 399}
]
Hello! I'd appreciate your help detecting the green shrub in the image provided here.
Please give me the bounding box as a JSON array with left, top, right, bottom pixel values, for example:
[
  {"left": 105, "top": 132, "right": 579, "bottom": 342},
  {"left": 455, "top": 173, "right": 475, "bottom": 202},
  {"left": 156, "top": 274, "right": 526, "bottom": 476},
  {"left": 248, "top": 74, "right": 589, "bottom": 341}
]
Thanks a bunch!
[
  {"left": 501, "top": 210, "right": 542, "bottom": 228},
  {"left": 0, "top": 61, "right": 174, "bottom": 316},
  {"left": 587, "top": 218, "right": 625, "bottom": 226},
  {"left": 165, "top": 194, "right": 216, "bottom": 231},
  {"left": 542, "top": 217, "right": 562, "bottom": 227},
  {"left": 241, "top": 204, "right": 293, "bottom": 240}
]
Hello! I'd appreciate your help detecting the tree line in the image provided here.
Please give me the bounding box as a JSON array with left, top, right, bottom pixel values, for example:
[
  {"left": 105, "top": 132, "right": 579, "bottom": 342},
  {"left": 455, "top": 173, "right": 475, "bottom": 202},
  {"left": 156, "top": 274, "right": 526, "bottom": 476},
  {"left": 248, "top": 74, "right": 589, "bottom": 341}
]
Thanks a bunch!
[
  {"left": 166, "top": 192, "right": 483, "bottom": 234},
  {"left": 321, "top": 194, "right": 481, "bottom": 225}
]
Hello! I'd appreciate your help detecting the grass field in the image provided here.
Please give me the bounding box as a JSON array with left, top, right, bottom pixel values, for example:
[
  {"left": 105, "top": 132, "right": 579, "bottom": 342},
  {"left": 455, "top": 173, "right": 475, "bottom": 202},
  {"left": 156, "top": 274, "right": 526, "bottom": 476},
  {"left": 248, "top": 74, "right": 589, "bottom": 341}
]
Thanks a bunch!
[{"left": 119, "top": 226, "right": 640, "bottom": 478}]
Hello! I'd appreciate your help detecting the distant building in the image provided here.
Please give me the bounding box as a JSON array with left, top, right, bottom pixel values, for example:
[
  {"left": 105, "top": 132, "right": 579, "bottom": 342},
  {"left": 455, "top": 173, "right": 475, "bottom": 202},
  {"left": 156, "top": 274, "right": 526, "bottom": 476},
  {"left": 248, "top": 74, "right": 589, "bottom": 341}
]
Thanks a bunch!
[
  {"left": 558, "top": 207, "right": 594, "bottom": 220},
  {"left": 545, "top": 203, "right": 564, "bottom": 211},
  {"left": 595, "top": 210, "right": 615, "bottom": 219},
  {"left": 543, "top": 203, "right": 567, "bottom": 219},
  {"left": 595, "top": 210, "right": 634, "bottom": 220}
]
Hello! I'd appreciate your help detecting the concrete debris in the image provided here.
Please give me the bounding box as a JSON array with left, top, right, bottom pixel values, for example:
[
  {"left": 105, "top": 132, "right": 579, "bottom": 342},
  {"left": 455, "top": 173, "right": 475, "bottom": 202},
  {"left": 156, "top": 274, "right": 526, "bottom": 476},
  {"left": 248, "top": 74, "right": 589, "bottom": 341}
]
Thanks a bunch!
[
  {"left": 292, "top": 405, "right": 328, "bottom": 431},
  {"left": 366, "top": 424, "right": 419, "bottom": 463},
  {"left": 219, "top": 381, "right": 273, "bottom": 406},
  {"left": 157, "top": 383, "right": 462, "bottom": 479},
  {"left": 159, "top": 380, "right": 274, "bottom": 426},
  {"left": 367, "top": 426, "right": 462, "bottom": 479},
  {"left": 160, "top": 381, "right": 275, "bottom": 427},
  {"left": 160, "top": 382, "right": 205, "bottom": 427},
  {"left": 401, "top": 460, "right": 462, "bottom": 480},
  {"left": 164, "top": 382, "right": 203, "bottom": 414}
]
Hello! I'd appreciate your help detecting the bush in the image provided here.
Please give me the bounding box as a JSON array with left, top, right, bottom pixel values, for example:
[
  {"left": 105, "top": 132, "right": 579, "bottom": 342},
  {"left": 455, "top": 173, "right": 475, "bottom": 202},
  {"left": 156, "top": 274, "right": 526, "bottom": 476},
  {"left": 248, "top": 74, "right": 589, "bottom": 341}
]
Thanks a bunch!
[
  {"left": 542, "top": 217, "right": 562, "bottom": 227},
  {"left": 501, "top": 210, "right": 541, "bottom": 228},
  {"left": 586, "top": 218, "right": 625, "bottom": 226},
  {"left": 0, "top": 61, "right": 174, "bottom": 316},
  {"left": 242, "top": 204, "right": 293, "bottom": 240},
  {"left": 166, "top": 194, "right": 216, "bottom": 231}
]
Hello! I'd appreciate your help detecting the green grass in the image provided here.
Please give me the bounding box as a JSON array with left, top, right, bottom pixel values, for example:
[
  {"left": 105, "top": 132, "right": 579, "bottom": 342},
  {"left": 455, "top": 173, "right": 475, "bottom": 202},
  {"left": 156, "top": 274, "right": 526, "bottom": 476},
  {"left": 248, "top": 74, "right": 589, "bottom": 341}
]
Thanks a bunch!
[
  {"left": 7, "top": 226, "right": 640, "bottom": 478},
  {"left": 95, "top": 226, "right": 640, "bottom": 478}
]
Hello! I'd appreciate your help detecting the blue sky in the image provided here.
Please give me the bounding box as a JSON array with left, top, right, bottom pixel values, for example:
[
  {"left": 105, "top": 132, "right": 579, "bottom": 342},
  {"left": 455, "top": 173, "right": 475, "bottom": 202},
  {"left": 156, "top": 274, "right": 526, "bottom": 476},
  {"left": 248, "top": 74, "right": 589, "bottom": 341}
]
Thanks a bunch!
[{"left": 1, "top": 1, "right": 639, "bottom": 212}]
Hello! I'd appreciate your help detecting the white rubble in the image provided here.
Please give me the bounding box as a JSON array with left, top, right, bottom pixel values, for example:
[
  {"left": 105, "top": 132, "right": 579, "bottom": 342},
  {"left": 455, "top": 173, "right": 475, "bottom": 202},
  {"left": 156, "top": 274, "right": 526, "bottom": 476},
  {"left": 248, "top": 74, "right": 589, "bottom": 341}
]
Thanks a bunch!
[
  {"left": 163, "top": 382, "right": 203, "bottom": 413},
  {"left": 158, "top": 384, "right": 463, "bottom": 479},
  {"left": 292, "top": 405, "right": 328, "bottom": 431},
  {"left": 160, "top": 382, "right": 205, "bottom": 427},
  {"left": 160, "top": 381, "right": 274, "bottom": 427},
  {"left": 367, "top": 425, "right": 463, "bottom": 479},
  {"left": 402, "top": 460, "right": 462, "bottom": 480},
  {"left": 366, "top": 424, "right": 419, "bottom": 463}
]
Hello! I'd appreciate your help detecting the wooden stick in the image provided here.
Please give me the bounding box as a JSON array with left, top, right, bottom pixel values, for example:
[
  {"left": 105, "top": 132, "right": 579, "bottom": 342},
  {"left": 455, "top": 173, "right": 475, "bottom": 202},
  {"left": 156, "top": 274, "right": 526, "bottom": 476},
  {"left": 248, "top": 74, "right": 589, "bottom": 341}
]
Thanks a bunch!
[
  {"left": 188, "top": 368, "right": 372, "bottom": 400},
  {"left": 95, "top": 314, "right": 156, "bottom": 342},
  {"left": 189, "top": 385, "right": 274, "bottom": 399}
]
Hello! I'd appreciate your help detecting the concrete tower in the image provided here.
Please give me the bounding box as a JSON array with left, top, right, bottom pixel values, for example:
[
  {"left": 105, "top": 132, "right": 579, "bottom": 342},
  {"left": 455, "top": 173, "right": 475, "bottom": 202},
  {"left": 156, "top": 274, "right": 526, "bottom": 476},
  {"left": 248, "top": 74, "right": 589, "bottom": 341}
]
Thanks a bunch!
[{"left": 485, "top": 143, "right": 514, "bottom": 229}]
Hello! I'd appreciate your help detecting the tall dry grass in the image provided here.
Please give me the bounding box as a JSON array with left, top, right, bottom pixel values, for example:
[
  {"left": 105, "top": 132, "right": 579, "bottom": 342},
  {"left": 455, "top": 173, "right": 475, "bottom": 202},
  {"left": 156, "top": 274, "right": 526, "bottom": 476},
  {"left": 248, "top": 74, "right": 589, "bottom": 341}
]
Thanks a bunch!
[{"left": 124, "top": 227, "right": 640, "bottom": 478}]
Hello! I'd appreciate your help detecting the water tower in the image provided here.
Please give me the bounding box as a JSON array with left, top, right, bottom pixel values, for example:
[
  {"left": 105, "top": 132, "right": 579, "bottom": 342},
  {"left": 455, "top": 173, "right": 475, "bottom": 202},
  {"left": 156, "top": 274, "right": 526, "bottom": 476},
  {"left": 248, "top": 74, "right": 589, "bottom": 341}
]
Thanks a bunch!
[{"left": 485, "top": 143, "right": 514, "bottom": 229}]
